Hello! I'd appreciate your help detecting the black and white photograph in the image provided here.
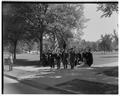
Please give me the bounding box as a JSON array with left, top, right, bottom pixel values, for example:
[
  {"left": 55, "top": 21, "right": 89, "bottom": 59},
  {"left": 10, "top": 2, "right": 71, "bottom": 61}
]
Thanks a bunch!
[{"left": 2, "top": 0, "right": 118, "bottom": 94}]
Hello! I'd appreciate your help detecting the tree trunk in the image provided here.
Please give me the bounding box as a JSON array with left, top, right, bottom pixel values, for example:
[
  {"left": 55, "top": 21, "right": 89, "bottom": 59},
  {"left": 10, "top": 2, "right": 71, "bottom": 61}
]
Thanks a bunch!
[
  {"left": 39, "top": 32, "right": 43, "bottom": 63},
  {"left": 13, "top": 41, "right": 17, "bottom": 63}
]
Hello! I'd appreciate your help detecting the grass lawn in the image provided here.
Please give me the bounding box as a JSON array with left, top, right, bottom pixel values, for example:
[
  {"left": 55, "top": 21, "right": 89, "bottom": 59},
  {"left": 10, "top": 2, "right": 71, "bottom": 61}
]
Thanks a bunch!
[
  {"left": 93, "top": 52, "right": 118, "bottom": 65},
  {"left": 3, "top": 51, "right": 118, "bottom": 67}
]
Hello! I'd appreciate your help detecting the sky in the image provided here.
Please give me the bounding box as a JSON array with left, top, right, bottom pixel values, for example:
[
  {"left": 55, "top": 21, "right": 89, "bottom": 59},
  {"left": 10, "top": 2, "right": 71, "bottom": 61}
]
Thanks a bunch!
[{"left": 82, "top": 4, "right": 118, "bottom": 42}]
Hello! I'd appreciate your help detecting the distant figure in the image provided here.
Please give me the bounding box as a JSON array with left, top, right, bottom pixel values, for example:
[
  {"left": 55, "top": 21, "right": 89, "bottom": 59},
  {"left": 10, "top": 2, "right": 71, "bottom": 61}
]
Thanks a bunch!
[
  {"left": 86, "top": 48, "right": 93, "bottom": 67},
  {"left": 8, "top": 54, "right": 13, "bottom": 71}
]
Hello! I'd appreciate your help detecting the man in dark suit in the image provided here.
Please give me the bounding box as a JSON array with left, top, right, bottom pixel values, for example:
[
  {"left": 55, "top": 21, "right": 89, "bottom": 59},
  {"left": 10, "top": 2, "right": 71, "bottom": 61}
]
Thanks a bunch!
[
  {"left": 51, "top": 52, "right": 55, "bottom": 68},
  {"left": 81, "top": 49, "right": 87, "bottom": 65},
  {"left": 47, "top": 50, "right": 52, "bottom": 68},
  {"left": 78, "top": 50, "right": 82, "bottom": 62},
  {"left": 86, "top": 48, "right": 93, "bottom": 67},
  {"left": 74, "top": 51, "right": 78, "bottom": 66}
]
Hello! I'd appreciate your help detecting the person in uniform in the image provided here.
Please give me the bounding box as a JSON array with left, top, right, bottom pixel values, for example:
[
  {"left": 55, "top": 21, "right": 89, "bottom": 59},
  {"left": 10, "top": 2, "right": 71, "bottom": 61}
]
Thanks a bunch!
[
  {"left": 53, "top": 52, "right": 57, "bottom": 69},
  {"left": 77, "top": 50, "right": 82, "bottom": 64},
  {"left": 56, "top": 51, "right": 61, "bottom": 69},
  {"left": 47, "top": 50, "right": 52, "bottom": 68},
  {"left": 46, "top": 51, "right": 49, "bottom": 66},
  {"left": 51, "top": 52, "right": 55, "bottom": 69},
  {"left": 62, "top": 50, "right": 68, "bottom": 69},
  {"left": 74, "top": 51, "right": 78, "bottom": 66},
  {"left": 80, "top": 48, "right": 88, "bottom": 67},
  {"left": 59, "top": 50, "right": 63, "bottom": 69},
  {"left": 69, "top": 48, "right": 75, "bottom": 69},
  {"left": 42, "top": 53, "right": 47, "bottom": 66}
]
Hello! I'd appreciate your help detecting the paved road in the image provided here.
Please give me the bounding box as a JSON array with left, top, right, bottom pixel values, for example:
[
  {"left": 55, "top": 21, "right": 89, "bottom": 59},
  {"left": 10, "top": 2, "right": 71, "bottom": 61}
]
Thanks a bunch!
[
  {"left": 3, "top": 76, "right": 56, "bottom": 94},
  {"left": 12, "top": 61, "right": 118, "bottom": 72}
]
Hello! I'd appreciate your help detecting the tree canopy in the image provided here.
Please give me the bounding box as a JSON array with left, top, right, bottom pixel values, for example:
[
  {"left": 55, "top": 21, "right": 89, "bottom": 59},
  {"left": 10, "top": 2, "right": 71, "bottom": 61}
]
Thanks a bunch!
[
  {"left": 98, "top": 34, "right": 113, "bottom": 52},
  {"left": 97, "top": 3, "right": 118, "bottom": 17},
  {"left": 3, "top": 3, "right": 88, "bottom": 62}
]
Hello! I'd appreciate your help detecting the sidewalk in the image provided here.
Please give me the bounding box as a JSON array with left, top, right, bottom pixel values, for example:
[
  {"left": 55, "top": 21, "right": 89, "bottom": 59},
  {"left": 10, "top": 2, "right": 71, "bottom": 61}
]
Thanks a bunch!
[{"left": 4, "top": 62, "right": 118, "bottom": 94}]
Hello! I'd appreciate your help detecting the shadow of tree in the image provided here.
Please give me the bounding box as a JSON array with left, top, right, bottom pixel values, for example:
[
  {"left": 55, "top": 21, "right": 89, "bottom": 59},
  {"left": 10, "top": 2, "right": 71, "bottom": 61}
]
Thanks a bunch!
[
  {"left": 55, "top": 79, "right": 118, "bottom": 94},
  {"left": 13, "top": 59, "right": 42, "bottom": 67},
  {"left": 95, "top": 67, "right": 118, "bottom": 77}
]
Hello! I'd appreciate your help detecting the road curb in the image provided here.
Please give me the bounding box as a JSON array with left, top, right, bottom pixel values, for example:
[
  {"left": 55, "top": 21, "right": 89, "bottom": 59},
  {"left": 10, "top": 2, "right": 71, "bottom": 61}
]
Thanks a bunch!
[
  {"left": 4, "top": 74, "right": 18, "bottom": 80},
  {"left": 4, "top": 73, "right": 79, "bottom": 94}
]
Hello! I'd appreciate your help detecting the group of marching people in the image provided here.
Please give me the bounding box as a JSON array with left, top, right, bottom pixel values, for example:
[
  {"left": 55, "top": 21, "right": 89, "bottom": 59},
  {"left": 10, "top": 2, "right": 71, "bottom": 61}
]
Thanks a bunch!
[{"left": 42, "top": 47, "right": 93, "bottom": 69}]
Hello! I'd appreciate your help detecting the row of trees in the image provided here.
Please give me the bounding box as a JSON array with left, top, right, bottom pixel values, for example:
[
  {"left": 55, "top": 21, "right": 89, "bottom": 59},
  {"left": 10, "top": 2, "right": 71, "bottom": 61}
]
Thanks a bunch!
[
  {"left": 96, "top": 3, "right": 118, "bottom": 52},
  {"left": 79, "top": 30, "right": 118, "bottom": 52},
  {"left": 83, "top": 3, "right": 118, "bottom": 52}
]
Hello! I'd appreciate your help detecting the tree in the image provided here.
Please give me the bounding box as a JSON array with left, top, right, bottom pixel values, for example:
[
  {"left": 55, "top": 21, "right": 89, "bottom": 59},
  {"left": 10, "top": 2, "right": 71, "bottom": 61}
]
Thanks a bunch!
[
  {"left": 98, "top": 34, "right": 113, "bottom": 53},
  {"left": 3, "top": 3, "right": 47, "bottom": 62},
  {"left": 47, "top": 4, "right": 88, "bottom": 51},
  {"left": 3, "top": 3, "right": 88, "bottom": 64},
  {"left": 21, "top": 3, "right": 87, "bottom": 62},
  {"left": 22, "top": 40, "right": 33, "bottom": 53},
  {"left": 3, "top": 3, "right": 26, "bottom": 62},
  {"left": 111, "top": 29, "right": 118, "bottom": 51},
  {"left": 112, "top": 29, "right": 118, "bottom": 45},
  {"left": 97, "top": 3, "right": 118, "bottom": 52},
  {"left": 97, "top": 3, "right": 118, "bottom": 17}
]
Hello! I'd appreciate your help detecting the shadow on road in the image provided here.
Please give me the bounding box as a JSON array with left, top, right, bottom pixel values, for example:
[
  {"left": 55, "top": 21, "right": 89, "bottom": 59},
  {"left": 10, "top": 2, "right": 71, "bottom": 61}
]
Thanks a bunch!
[
  {"left": 55, "top": 79, "right": 118, "bottom": 94},
  {"left": 95, "top": 67, "right": 118, "bottom": 77},
  {"left": 14, "top": 59, "right": 42, "bottom": 67}
]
